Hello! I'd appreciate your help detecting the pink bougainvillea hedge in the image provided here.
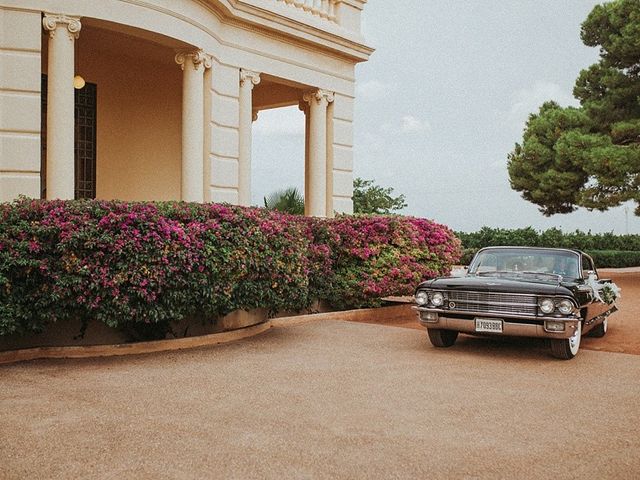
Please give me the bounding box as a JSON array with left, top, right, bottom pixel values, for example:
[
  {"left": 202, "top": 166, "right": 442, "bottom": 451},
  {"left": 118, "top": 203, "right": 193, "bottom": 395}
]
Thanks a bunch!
[
  {"left": 306, "top": 215, "right": 461, "bottom": 309},
  {"left": 0, "top": 198, "right": 460, "bottom": 338}
]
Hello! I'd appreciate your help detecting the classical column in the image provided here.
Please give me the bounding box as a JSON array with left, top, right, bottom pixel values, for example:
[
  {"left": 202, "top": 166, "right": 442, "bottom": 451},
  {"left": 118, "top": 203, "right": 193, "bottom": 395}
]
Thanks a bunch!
[
  {"left": 298, "top": 100, "right": 311, "bottom": 208},
  {"left": 302, "top": 89, "right": 334, "bottom": 217},
  {"left": 325, "top": 101, "right": 334, "bottom": 217},
  {"left": 238, "top": 70, "right": 260, "bottom": 207},
  {"left": 42, "top": 14, "right": 81, "bottom": 200},
  {"left": 175, "top": 50, "right": 212, "bottom": 203}
]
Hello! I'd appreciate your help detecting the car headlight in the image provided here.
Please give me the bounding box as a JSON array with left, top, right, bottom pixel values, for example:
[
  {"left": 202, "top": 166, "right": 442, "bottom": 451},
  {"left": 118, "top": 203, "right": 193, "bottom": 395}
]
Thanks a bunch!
[
  {"left": 557, "top": 299, "right": 574, "bottom": 315},
  {"left": 415, "top": 291, "right": 428, "bottom": 306},
  {"left": 431, "top": 292, "right": 444, "bottom": 307},
  {"left": 539, "top": 298, "right": 555, "bottom": 314}
]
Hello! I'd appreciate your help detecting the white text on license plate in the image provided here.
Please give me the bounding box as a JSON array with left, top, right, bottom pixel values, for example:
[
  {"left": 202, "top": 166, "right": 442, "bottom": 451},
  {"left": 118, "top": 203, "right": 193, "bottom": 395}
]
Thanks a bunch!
[{"left": 475, "top": 318, "right": 503, "bottom": 333}]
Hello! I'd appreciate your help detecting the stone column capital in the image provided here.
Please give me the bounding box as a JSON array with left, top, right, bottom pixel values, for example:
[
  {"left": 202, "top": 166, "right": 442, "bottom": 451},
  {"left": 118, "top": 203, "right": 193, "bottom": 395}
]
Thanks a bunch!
[
  {"left": 42, "top": 13, "right": 81, "bottom": 40},
  {"left": 298, "top": 100, "right": 310, "bottom": 114},
  {"left": 175, "top": 50, "right": 212, "bottom": 71},
  {"left": 240, "top": 69, "right": 261, "bottom": 88},
  {"left": 303, "top": 88, "right": 335, "bottom": 107}
]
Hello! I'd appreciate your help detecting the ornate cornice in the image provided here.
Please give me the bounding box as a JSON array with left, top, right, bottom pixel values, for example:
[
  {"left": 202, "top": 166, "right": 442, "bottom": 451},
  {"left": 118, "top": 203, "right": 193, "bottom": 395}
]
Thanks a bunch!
[
  {"left": 175, "top": 49, "right": 213, "bottom": 71},
  {"left": 221, "top": 1, "right": 374, "bottom": 62},
  {"left": 303, "top": 88, "right": 335, "bottom": 106},
  {"left": 240, "top": 69, "right": 261, "bottom": 88},
  {"left": 42, "top": 14, "right": 82, "bottom": 40},
  {"left": 336, "top": 0, "right": 368, "bottom": 11}
]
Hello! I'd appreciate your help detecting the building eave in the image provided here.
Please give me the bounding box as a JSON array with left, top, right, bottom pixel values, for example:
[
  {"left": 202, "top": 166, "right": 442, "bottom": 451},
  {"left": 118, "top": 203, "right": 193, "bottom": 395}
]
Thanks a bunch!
[{"left": 209, "top": 0, "right": 374, "bottom": 63}]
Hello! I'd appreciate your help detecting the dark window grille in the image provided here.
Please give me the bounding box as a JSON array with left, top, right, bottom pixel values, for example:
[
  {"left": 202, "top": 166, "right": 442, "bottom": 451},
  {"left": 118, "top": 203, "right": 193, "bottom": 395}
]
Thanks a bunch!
[
  {"left": 40, "top": 74, "right": 97, "bottom": 200},
  {"left": 74, "top": 82, "right": 97, "bottom": 199},
  {"left": 40, "top": 75, "right": 47, "bottom": 199}
]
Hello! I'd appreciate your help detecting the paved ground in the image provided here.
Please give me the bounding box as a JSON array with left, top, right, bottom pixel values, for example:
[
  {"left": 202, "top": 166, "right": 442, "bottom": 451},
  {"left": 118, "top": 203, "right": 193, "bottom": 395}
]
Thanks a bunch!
[{"left": 2, "top": 320, "right": 639, "bottom": 479}]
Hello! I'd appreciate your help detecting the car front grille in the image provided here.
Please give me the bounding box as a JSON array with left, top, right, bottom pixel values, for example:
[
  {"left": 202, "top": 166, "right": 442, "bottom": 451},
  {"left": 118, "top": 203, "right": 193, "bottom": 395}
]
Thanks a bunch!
[{"left": 445, "top": 291, "right": 538, "bottom": 316}]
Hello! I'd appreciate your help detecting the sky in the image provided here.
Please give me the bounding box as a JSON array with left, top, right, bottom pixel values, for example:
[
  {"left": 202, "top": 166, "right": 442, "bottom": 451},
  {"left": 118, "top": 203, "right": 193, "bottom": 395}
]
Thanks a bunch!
[{"left": 251, "top": 0, "right": 639, "bottom": 234}]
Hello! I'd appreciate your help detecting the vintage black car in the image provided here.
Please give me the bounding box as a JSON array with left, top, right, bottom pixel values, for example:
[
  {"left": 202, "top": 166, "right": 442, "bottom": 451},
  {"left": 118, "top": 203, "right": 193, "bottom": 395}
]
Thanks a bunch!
[{"left": 414, "top": 246, "right": 619, "bottom": 359}]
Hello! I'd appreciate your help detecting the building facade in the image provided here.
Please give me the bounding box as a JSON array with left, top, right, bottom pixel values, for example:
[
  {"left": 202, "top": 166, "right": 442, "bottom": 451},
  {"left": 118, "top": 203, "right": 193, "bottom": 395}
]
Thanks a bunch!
[{"left": 0, "top": 0, "right": 372, "bottom": 216}]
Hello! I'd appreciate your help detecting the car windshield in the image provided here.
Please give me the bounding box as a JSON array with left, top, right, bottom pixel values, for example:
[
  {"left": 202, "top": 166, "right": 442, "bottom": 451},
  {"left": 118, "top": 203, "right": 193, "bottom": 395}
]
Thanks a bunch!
[{"left": 468, "top": 248, "right": 580, "bottom": 281}]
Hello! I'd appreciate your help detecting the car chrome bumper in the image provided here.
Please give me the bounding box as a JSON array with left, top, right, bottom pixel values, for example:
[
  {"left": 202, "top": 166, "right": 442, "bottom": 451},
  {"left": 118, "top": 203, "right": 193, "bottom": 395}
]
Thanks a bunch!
[{"left": 413, "top": 307, "right": 579, "bottom": 339}]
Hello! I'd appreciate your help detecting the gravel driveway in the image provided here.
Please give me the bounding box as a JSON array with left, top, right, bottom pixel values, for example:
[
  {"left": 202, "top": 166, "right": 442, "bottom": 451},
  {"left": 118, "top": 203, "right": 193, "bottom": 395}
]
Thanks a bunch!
[{"left": 1, "top": 320, "right": 639, "bottom": 479}]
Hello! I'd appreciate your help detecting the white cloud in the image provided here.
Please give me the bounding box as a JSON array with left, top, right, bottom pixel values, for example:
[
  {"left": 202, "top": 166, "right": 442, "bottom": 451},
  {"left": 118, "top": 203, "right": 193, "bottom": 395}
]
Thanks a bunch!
[
  {"left": 378, "top": 115, "right": 430, "bottom": 135},
  {"left": 401, "top": 115, "right": 430, "bottom": 133},
  {"left": 356, "top": 79, "right": 393, "bottom": 100},
  {"left": 253, "top": 106, "right": 305, "bottom": 136},
  {"left": 509, "top": 81, "right": 578, "bottom": 120}
]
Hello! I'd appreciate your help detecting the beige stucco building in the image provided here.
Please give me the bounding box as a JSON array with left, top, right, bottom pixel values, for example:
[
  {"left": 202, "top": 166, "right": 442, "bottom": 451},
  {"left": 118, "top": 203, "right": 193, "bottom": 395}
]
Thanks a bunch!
[{"left": 0, "top": 0, "right": 372, "bottom": 216}]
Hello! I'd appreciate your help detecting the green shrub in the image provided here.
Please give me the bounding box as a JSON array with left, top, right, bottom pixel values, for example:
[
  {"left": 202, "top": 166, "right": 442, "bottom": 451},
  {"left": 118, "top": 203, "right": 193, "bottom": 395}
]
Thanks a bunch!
[
  {"left": 585, "top": 251, "right": 640, "bottom": 269},
  {"left": 457, "top": 226, "right": 640, "bottom": 252},
  {"left": 457, "top": 227, "right": 640, "bottom": 268},
  {"left": 459, "top": 248, "right": 478, "bottom": 266}
]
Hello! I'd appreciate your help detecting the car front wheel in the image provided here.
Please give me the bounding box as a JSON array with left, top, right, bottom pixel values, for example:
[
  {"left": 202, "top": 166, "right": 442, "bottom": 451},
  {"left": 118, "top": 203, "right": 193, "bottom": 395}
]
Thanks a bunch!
[
  {"left": 550, "top": 321, "right": 582, "bottom": 360},
  {"left": 589, "top": 318, "right": 608, "bottom": 338},
  {"left": 427, "top": 328, "right": 458, "bottom": 348}
]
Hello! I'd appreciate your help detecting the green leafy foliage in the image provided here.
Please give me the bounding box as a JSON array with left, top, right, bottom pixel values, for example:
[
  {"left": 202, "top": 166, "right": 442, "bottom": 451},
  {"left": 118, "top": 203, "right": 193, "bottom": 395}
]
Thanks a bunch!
[
  {"left": 0, "top": 199, "right": 461, "bottom": 338},
  {"left": 508, "top": 0, "right": 640, "bottom": 215},
  {"left": 457, "top": 226, "right": 640, "bottom": 267},
  {"left": 263, "top": 187, "right": 305, "bottom": 215},
  {"left": 586, "top": 250, "right": 640, "bottom": 268},
  {"left": 352, "top": 178, "right": 408, "bottom": 215}
]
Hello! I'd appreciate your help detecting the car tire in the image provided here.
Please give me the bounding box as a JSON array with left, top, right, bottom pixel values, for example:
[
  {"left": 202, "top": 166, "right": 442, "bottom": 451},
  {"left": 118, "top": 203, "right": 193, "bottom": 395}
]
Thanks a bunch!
[
  {"left": 549, "top": 321, "right": 582, "bottom": 360},
  {"left": 427, "top": 328, "right": 458, "bottom": 348},
  {"left": 589, "top": 318, "right": 608, "bottom": 338}
]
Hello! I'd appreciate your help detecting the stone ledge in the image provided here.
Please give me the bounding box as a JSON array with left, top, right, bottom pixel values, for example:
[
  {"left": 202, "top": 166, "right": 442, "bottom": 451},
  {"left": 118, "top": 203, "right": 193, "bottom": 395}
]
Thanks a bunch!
[
  {"left": 273, "top": 304, "right": 414, "bottom": 327},
  {"left": 0, "top": 321, "right": 273, "bottom": 365}
]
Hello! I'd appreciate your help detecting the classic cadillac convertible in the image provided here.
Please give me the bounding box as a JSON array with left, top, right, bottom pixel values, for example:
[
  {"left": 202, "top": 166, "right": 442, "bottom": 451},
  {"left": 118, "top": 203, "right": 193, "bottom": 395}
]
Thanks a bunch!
[{"left": 414, "top": 246, "right": 619, "bottom": 359}]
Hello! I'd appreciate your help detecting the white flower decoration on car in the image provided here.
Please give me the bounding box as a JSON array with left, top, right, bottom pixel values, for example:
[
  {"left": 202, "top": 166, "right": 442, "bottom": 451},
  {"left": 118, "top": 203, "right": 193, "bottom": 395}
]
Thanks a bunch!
[{"left": 587, "top": 273, "right": 621, "bottom": 305}]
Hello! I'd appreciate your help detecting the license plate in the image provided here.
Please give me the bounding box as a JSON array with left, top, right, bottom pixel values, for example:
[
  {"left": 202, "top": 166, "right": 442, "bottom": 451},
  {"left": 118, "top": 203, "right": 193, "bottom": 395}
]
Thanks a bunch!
[{"left": 475, "top": 318, "right": 503, "bottom": 333}]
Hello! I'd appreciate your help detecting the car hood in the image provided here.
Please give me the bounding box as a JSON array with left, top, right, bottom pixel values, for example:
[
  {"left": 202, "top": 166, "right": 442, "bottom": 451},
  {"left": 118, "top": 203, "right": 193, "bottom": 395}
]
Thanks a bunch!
[{"left": 417, "top": 276, "right": 577, "bottom": 296}]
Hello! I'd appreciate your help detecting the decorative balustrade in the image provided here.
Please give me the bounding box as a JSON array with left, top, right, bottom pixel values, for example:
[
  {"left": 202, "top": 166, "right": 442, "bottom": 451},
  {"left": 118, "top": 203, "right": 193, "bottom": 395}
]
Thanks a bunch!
[{"left": 275, "top": 0, "right": 338, "bottom": 23}]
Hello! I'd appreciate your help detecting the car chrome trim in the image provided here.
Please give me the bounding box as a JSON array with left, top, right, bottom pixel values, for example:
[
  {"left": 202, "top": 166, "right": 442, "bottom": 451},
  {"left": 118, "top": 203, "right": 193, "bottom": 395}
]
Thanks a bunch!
[
  {"left": 584, "top": 305, "right": 618, "bottom": 327},
  {"left": 426, "top": 289, "right": 542, "bottom": 298},
  {"left": 445, "top": 298, "right": 537, "bottom": 307},
  {"left": 412, "top": 306, "right": 578, "bottom": 321},
  {"left": 419, "top": 288, "right": 577, "bottom": 302},
  {"left": 416, "top": 314, "right": 580, "bottom": 339}
]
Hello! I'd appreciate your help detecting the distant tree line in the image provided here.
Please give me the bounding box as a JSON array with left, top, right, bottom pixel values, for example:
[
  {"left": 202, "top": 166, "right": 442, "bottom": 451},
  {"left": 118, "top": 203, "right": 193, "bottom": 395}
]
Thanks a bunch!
[
  {"left": 457, "top": 226, "right": 640, "bottom": 251},
  {"left": 457, "top": 226, "right": 640, "bottom": 268}
]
